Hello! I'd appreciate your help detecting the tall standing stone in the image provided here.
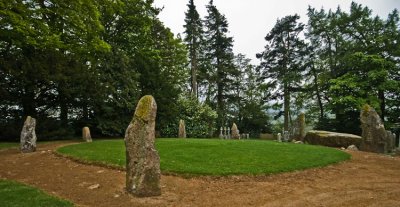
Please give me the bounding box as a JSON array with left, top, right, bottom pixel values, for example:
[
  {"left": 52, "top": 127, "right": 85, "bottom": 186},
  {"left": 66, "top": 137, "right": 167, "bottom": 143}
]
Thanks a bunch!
[
  {"left": 386, "top": 130, "right": 395, "bottom": 150},
  {"left": 298, "top": 113, "right": 306, "bottom": 141},
  {"left": 20, "top": 116, "right": 37, "bottom": 153},
  {"left": 124, "top": 95, "right": 161, "bottom": 197},
  {"left": 178, "top": 119, "right": 186, "bottom": 138},
  {"left": 231, "top": 123, "right": 240, "bottom": 139},
  {"left": 360, "top": 104, "right": 393, "bottom": 153},
  {"left": 291, "top": 113, "right": 306, "bottom": 141},
  {"left": 82, "top": 127, "right": 92, "bottom": 142}
]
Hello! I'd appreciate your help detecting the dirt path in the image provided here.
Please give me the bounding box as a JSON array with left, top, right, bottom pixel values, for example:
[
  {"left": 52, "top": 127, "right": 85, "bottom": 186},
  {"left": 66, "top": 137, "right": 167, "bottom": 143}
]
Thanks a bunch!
[{"left": 1, "top": 141, "right": 399, "bottom": 207}]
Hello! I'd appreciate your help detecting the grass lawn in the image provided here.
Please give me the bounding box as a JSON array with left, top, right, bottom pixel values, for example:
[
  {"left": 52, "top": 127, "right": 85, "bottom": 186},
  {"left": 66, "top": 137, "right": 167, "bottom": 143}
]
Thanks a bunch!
[
  {"left": 0, "top": 179, "right": 73, "bottom": 207},
  {"left": 0, "top": 142, "right": 18, "bottom": 150},
  {"left": 57, "top": 138, "right": 350, "bottom": 176}
]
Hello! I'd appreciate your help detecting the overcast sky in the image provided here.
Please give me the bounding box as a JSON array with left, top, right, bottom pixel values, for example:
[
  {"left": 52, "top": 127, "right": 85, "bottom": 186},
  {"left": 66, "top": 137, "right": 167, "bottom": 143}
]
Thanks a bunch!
[{"left": 153, "top": 0, "right": 399, "bottom": 64}]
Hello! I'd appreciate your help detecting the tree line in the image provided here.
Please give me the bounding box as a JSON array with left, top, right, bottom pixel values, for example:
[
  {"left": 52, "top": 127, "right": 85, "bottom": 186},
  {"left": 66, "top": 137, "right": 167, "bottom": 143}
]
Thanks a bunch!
[
  {"left": 1, "top": 0, "right": 189, "bottom": 140},
  {"left": 184, "top": 0, "right": 400, "bottom": 135},
  {"left": 0, "top": 0, "right": 399, "bottom": 140}
]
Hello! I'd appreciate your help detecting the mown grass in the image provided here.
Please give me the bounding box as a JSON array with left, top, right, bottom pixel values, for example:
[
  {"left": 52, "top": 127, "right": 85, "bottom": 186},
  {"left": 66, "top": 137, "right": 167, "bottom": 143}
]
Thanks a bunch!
[
  {"left": 0, "top": 179, "right": 73, "bottom": 207},
  {"left": 57, "top": 139, "right": 350, "bottom": 176}
]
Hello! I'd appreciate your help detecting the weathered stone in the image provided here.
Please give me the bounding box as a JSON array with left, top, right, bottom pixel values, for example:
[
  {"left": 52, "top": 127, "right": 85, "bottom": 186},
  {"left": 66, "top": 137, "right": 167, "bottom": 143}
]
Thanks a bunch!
[
  {"left": 304, "top": 130, "right": 362, "bottom": 148},
  {"left": 347, "top": 145, "right": 359, "bottom": 151},
  {"left": 396, "top": 133, "right": 400, "bottom": 148},
  {"left": 290, "top": 113, "right": 306, "bottom": 141},
  {"left": 124, "top": 95, "right": 161, "bottom": 197},
  {"left": 219, "top": 127, "right": 224, "bottom": 139},
  {"left": 231, "top": 123, "right": 240, "bottom": 139},
  {"left": 283, "top": 131, "right": 290, "bottom": 142},
  {"left": 259, "top": 133, "right": 275, "bottom": 140},
  {"left": 178, "top": 119, "right": 186, "bottom": 138},
  {"left": 360, "top": 104, "right": 393, "bottom": 153},
  {"left": 82, "top": 127, "right": 92, "bottom": 142},
  {"left": 387, "top": 131, "right": 395, "bottom": 151},
  {"left": 277, "top": 133, "right": 282, "bottom": 142},
  {"left": 20, "top": 116, "right": 37, "bottom": 153},
  {"left": 88, "top": 184, "right": 100, "bottom": 190}
]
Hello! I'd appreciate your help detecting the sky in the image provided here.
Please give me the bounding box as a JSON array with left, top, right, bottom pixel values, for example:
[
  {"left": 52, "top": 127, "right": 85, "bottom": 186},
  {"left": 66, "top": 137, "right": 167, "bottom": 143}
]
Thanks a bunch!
[{"left": 153, "top": 0, "right": 399, "bottom": 64}]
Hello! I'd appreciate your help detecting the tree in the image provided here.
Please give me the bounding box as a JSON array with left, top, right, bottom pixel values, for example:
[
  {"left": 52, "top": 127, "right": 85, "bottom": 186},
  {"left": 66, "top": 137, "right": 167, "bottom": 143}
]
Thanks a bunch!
[
  {"left": 257, "top": 14, "right": 306, "bottom": 132},
  {"left": 140, "top": 19, "right": 188, "bottom": 136},
  {"left": 203, "top": 0, "right": 238, "bottom": 128},
  {"left": 306, "top": 3, "right": 400, "bottom": 132},
  {"left": 183, "top": 0, "right": 204, "bottom": 99},
  {"left": 0, "top": 0, "right": 109, "bottom": 139},
  {"left": 234, "top": 54, "right": 271, "bottom": 136}
]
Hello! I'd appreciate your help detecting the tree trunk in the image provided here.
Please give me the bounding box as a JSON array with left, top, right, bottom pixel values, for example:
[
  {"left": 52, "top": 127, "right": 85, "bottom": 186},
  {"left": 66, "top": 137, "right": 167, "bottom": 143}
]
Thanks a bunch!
[
  {"left": 284, "top": 82, "right": 290, "bottom": 132},
  {"left": 191, "top": 52, "right": 198, "bottom": 99},
  {"left": 217, "top": 64, "right": 224, "bottom": 127},
  {"left": 60, "top": 99, "right": 68, "bottom": 126},
  {"left": 378, "top": 90, "right": 385, "bottom": 121},
  {"left": 311, "top": 63, "right": 324, "bottom": 119}
]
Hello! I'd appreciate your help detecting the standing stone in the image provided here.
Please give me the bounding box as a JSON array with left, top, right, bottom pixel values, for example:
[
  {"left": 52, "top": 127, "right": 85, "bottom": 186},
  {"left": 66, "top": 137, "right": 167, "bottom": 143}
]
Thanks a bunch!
[
  {"left": 347, "top": 145, "right": 359, "bottom": 151},
  {"left": 223, "top": 127, "right": 227, "bottom": 139},
  {"left": 360, "top": 104, "right": 393, "bottom": 153},
  {"left": 277, "top": 133, "right": 282, "bottom": 142},
  {"left": 20, "top": 116, "right": 37, "bottom": 153},
  {"left": 219, "top": 127, "right": 224, "bottom": 139},
  {"left": 397, "top": 133, "right": 400, "bottom": 148},
  {"left": 124, "top": 95, "right": 161, "bottom": 197},
  {"left": 178, "top": 119, "right": 186, "bottom": 138},
  {"left": 386, "top": 130, "right": 395, "bottom": 151},
  {"left": 291, "top": 113, "right": 306, "bottom": 141},
  {"left": 231, "top": 123, "right": 240, "bottom": 139},
  {"left": 82, "top": 127, "right": 92, "bottom": 142},
  {"left": 298, "top": 113, "right": 306, "bottom": 141}
]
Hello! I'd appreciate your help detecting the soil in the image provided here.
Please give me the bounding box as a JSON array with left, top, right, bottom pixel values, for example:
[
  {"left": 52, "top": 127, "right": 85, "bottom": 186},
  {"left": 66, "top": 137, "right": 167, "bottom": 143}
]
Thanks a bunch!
[{"left": 1, "top": 141, "right": 400, "bottom": 207}]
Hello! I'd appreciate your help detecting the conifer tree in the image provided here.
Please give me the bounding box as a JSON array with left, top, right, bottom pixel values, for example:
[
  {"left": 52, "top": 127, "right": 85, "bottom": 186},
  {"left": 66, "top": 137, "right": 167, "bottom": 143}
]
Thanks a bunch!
[
  {"left": 204, "top": 0, "right": 238, "bottom": 128},
  {"left": 183, "top": 0, "right": 204, "bottom": 99},
  {"left": 257, "top": 15, "right": 306, "bottom": 132}
]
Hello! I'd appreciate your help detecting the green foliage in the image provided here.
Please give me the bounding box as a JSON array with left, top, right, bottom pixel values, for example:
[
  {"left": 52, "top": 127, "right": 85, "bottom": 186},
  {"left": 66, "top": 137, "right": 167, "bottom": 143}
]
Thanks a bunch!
[
  {"left": 1, "top": 0, "right": 399, "bottom": 139},
  {"left": 203, "top": 0, "right": 238, "bottom": 127},
  {"left": 257, "top": 14, "right": 306, "bottom": 131},
  {"left": 160, "top": 97, "right": 217, "bottom": 138},
  {"left": 179, "top": 97, "right": 217, "bottom": 137},
  {"left": 305, "top": 3, "right": 400, "bottom": 132},
  {"left": 184, "top": 0, "right": 204, "bottom": 98},
  {"left": 0, "top": 179, "right": 73, "bottom": 207},
  {"left": 0, "top": 0, "right": 188, "bottom": 139},
  {"left": 233, "top": 54, "right": 272, "bottom": 136},
  {"left": 57, "top": 139, "right": 350, "bottom": 176}
]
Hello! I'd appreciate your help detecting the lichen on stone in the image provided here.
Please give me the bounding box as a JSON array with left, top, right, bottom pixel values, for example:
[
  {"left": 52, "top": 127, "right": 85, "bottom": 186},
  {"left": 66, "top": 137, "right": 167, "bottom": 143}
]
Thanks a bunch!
[{"left": 134, "top": 95, "right": 157, "bottom": 122}]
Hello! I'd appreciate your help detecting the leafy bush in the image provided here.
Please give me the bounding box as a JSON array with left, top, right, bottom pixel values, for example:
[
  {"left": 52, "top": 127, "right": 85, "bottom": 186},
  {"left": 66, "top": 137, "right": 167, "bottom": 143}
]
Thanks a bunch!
[{"left": 160, "top": 97, "right": 217, "bottom": 138}]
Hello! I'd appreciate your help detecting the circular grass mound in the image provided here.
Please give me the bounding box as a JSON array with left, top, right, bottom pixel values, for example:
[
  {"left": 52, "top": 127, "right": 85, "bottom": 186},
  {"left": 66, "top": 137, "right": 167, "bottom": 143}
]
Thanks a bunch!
[{"left": 57, "top": 139, "right": 350, "bottom": 176}]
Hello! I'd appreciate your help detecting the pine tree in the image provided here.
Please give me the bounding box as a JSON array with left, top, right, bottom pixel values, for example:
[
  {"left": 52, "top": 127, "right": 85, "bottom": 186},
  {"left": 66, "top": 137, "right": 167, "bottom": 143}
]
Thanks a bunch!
[
  {"left": 257, "top": 14, "right": 306, "bottom": 132},
  {"left": 183, "top": 0, "right": 204, "bottom": 99},
  {"left": 204, "top": 0, "right": 238, "bottom": 128}
]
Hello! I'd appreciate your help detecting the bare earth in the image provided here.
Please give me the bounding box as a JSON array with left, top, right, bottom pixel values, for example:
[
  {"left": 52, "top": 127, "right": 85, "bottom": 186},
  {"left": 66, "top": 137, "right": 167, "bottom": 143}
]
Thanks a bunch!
[{"left": 1, "top": 141, "right": 399, "bottom": 207}]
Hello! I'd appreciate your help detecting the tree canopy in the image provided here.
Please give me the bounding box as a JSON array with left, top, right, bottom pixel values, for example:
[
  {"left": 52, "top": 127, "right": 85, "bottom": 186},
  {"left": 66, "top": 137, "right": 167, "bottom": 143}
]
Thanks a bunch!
[{"left": 0, "top": 1, "right": 399, "bottom": 140}]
